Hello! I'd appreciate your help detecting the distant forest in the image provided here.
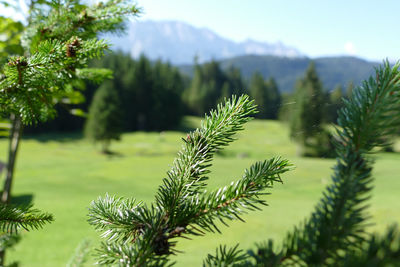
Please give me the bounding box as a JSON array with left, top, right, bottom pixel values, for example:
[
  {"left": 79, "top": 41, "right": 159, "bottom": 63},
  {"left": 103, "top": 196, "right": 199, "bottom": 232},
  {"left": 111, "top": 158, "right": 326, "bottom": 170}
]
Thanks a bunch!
[
  {"left": 24, "top": 52, "right": 372, "bottom": 134},
  {"left": 179, "top": 55, "right": 378, "bottom": 92}
]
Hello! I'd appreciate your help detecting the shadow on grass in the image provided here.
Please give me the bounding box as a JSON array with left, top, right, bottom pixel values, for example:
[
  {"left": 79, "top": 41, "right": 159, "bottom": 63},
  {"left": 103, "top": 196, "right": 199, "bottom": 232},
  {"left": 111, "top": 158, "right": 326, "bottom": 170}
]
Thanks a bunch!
[
  {"left": 102, "top": 150, "right": 124, "bottom": 158},
  {"left": 23, "top": 131, "right": 84, "bottom": 143},
  {"left": 10, "top": 194, "right": 34, "bottom": 206},
  {"left": 175, "top": 116, "right": 200, "bottom": 133}
]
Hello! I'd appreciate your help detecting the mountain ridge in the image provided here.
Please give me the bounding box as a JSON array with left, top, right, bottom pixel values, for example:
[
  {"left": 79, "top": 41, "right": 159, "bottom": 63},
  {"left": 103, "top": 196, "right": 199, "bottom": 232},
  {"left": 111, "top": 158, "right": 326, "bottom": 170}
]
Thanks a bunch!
[
  {"left": 106, "top": 19, "right": 303, "bottom": 64},
  {"left": 105, "top": 19, "right": 380, "bottom": 92}
]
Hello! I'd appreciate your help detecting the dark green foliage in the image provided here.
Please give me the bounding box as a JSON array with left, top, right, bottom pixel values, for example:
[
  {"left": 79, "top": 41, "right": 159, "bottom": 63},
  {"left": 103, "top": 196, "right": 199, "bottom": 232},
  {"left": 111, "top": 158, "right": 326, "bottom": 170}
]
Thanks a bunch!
[
  {"left": 88, "top": 53, "right": 185, "bottom": 132},
  {"left": 151, "top": 60, "right": 185, "bottom": 130},
  {"left": 85, "top": 80, "right": 123, "bottom": 153},
  {"left": 341, "top": 224, "right": 400, "bottom": 266},
  {"left": 88, "top": 95, "right": 292, "bottom": 265},
  {"left": 203, "top": 245, "right": 249, "bottom": 266},
  {"left": 289, "top": 61, "right": 326, "bottom": 156},
  {"left": 325, "top": 85, "right": 344, "bottom": 123},
  {"left": 24, "top": 51, "right": 186, "bottom": 134},
  {"left": 183, "top": 61, "right": 245, "bottom": 116},
  {"left": 179, "top": 55, "right": 378, "bottom": 93},
  {"left": 249, "top": 73, "right": 281, "bottom": 119},
  {"left": 265, "top": 78, "right": 281, "bottom": 119}
]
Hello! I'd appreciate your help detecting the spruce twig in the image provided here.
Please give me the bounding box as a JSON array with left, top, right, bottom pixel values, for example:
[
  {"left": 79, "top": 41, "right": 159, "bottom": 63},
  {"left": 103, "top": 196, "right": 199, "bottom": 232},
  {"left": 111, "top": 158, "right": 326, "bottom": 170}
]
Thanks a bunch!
[{"left": 89, "top": 95, "right": 292, "bottom": 266}]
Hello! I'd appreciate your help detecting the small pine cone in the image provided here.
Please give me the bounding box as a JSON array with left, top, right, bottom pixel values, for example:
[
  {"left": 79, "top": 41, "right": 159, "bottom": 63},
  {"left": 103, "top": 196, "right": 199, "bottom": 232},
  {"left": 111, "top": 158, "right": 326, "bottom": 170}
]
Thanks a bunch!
[{"left": 66, "top": 44, "right": 76, "bottom": 57}]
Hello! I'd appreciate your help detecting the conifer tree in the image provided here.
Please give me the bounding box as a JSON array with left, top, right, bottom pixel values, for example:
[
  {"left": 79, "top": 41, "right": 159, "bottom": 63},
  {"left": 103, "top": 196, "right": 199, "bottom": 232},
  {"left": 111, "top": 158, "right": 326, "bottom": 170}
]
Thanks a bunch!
[
  {"left": 326, "top": 84, "right": 344, "bottom": 123},
  {"left": 151, "top": 60, "right": 184, "bottom": 131},
  {"left": 88, "top": 53, "right": 185, "bottom": 132},
  {"left": 0, "top": 0, "right": 139, "bottom": 264},
  {"left": 184, "top": 60, "right": 232, "bottom": 116},
  {"left": 265, "top": 77, "right": 281, "bottom": 119},
  {"left": 289, "top": 61, "right": 325, "bottom": 156},
  {"left": 249, "top": 73, "right": 281, "bottom": 119},
  {"left": 85, "top": 80, "right": 123, "bottom": 153},
  {"left": 249, "top": 72, "right": 269, "bottom": 118}
]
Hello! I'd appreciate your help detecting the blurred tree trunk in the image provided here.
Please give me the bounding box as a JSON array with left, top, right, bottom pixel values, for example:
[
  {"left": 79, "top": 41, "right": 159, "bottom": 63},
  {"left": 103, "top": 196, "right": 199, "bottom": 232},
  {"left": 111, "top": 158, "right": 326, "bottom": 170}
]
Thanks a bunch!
[{"left": 1, "top": 114, "right": 23, "bottom": 204}]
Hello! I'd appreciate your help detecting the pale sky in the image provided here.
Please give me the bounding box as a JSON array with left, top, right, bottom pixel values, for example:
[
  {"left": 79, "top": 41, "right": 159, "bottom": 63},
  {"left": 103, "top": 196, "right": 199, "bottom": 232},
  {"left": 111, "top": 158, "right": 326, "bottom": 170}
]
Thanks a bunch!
[
  {"left": 137, "top": 0, "right": 399, "bottom": 62},
  {"left": 1, "top": 0, "right": 399, "bottom": 61}
]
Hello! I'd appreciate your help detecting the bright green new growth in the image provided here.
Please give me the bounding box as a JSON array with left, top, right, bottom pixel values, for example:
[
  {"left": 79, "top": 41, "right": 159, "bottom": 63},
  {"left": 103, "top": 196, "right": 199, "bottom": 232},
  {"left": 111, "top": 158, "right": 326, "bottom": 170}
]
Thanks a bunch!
[{"left": 88, "top": 95, "right": 292, "bottom": 266}]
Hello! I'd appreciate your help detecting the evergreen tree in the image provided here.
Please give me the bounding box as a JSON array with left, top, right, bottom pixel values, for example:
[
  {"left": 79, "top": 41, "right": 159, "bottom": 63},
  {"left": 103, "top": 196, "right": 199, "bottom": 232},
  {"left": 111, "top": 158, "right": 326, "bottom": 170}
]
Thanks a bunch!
[
  {"left": 151, "top": 60, "right": 184, "bottom": 130},
  {"left": 249, "top": 72, "right": 268, "bottom": 118},
  {"left": 249, "top": 73, "right": 281, "bottom": 119},
  {"left": 0, "top": 0, "right": 139, "bottom": 265},
  {"left": 265, "top": 77, "right": 281, "bottom": 119},
  {"left": 85, "top": 81, "right": 123, "bottom": 153},
  {"left": 219, "top": 66, "right": 246, "bottom": 103},
  {"left": 88, "top": 53, "right": 185, "bottom": 132},
  {"left": 289, "top": 61, "right": 325, "bottom": 155},
  {"left": 326, "top": 84, "right": 344, "bottom": 123},
  {"left": 346, "top": 80, "right": 355, "bottom": 97},
  {"left": 184, "top": 60, "right": 227, "bottom": 115},
  {"left": 89, "top": 62, "right": 400, "bottom": 266}
]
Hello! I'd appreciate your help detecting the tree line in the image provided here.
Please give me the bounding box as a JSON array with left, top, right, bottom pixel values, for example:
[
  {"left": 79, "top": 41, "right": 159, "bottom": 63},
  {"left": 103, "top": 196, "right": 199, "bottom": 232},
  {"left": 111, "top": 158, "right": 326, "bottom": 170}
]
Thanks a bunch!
[{"left": 23, "top": 52, "right": 354, "bottom": 155}]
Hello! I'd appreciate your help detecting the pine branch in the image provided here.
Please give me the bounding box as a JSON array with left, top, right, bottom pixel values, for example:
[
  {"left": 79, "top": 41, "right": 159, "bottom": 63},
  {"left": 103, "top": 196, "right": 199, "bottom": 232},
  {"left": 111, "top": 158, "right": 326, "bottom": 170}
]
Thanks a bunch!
[
  {"left": 0, "top": 37, "right": 110, "bottom": 123},
  {"left": 89, "top": 95, "right": 292, "bottom": 265},
  {"left": 203, "top": 244, "right": 249, "bottom": 267},
  {"left": 67, "top": 239, "right": 91, "bottom": 267},
  {"left": 0, "top": 204, "right": 53, "bottom": 233},
  {"left": 1, "top": 0, "right": 140, "bottom": 124},
  {"left": 252, "top": 62, "right": 400, "bottom": 265},
  {"left": 155, "top": 95, "right": 257, "bottom": 216},
  {"left": 341, "top": 224, "right": 400, "bottom": 266},
  {"left": 22, "top": 0, "right": 140, "bottom": 50},
  {"left": 88, "top": 194, "right": 145, "bottom": 243},
  {"left": 0, "top": 233, "right": 20, "bottom": 251},
  {"left": 94, "top": 241, "right": 173, "bottom": 267},
  {"left": 177, "top": 158, "right": 291, "bottom": 235}
]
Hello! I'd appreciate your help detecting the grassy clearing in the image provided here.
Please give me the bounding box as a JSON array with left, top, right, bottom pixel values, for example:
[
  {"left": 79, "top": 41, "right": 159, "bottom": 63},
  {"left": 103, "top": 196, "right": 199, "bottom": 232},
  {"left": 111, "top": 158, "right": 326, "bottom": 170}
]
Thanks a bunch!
[{"left": 1, "top": 117, "right": 399, "bottom": 266}]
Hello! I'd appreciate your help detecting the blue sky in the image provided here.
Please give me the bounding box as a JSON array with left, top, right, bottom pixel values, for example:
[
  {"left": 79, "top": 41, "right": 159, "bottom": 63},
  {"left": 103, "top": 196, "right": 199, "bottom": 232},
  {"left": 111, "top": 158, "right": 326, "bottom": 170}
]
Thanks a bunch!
[
  {"left": 138, "top": 0, "right": 399, "bottom": 62},
  {"left": 2, "top": 0, "right": 399, "bottom": 61}
]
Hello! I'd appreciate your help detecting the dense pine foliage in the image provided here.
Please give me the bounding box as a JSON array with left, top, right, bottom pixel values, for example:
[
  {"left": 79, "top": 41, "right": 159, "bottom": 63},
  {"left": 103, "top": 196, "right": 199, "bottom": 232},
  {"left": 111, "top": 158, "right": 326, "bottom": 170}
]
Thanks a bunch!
[
  {"left": 249, "top": 72, "right": 281, "bottom": 119},
  {"left": 0, "top": 0, "right": 139, "bottom": 265},
  {"left": 183, "top": 60, "right": 246, "bottom": 116}
]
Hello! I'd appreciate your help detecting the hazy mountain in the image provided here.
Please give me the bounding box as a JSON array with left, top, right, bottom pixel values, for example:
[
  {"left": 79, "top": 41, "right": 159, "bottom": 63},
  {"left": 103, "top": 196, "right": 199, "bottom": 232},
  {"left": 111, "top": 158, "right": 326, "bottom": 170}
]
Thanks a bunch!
[
  {"left": 105, "top": 20, "right": 378, "bottom": 92},
  {"left": 178, "top": 55, "right": 379, "bottom": 92},
  {"left": 106, "top": 20, "right": 303, "bottom": 64}
]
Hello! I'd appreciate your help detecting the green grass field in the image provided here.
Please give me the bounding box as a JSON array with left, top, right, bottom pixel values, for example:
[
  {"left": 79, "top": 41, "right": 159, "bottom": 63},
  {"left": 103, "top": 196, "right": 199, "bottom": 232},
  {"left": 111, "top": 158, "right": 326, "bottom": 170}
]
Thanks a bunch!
[{"left": 1, "top": 117, "right": 399, "bottom": 266}]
